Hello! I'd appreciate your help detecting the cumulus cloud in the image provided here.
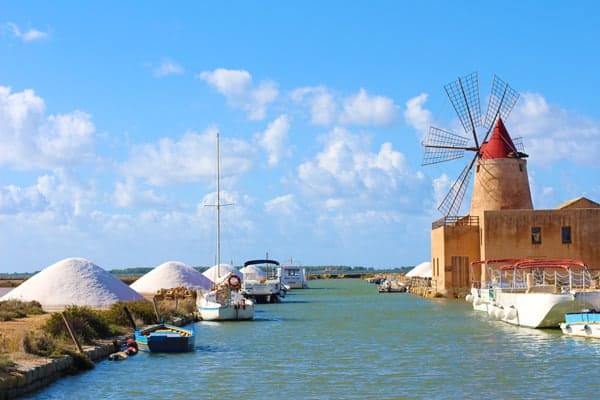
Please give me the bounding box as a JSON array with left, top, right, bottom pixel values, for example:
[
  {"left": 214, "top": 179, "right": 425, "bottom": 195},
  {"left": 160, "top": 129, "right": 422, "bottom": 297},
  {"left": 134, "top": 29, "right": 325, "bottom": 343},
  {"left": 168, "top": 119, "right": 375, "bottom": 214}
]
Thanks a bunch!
[
  {"left": 292, "top": 86, "right": 398, "bottom": 127},
  {"left": 153, "top": 59, "right": 184, "bottom": 77},
  {"left": 404, "top": 93, "right": 434, "bottom": 138},
  {"left": 510, "top": 92, "right": 600, "bottom": 166},
  {"left": 290, "top": 86, "right": 337, "bottom": 125},
  {"left": 3, "top": 22, "right": 48, "bottom": 42},
  {"left": 113, "top": 179, "right": 165, "bottom": 208},
  {"left": 339, "top": 88, "right": 397, "bottom": 126},
  {"left": 0, "top": 86, "right": 95, "bottom": 170},
  {"left": 121, "top": 129, "right": 255, "bottom": 186},
  {"left": 198, "top": 68, "right": 278, "bottom": 120},
  {"left": 256, "top": 115, "right": 291, "bottom": 167},
  {"left": 296, "top": 128, "right": 427, "bottom": 215}
]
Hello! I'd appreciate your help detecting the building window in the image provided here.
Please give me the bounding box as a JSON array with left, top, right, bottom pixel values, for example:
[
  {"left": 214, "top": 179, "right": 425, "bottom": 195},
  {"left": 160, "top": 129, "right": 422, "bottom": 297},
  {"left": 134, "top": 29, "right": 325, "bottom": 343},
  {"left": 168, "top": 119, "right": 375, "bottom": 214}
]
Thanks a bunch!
[
  {"left": 562, "top": 226, "right": 572, "bottom": 244},
  {"left": 531, "top": 226, "right": 542, "bottom": 244}
]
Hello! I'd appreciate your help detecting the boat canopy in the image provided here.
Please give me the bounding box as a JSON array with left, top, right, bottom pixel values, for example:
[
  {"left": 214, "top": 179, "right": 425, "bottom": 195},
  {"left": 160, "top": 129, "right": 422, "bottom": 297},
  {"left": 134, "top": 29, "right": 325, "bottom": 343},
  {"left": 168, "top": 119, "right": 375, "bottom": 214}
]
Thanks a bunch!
[{"left": 243, "top": 259, "right": 280, "bottom": 267}]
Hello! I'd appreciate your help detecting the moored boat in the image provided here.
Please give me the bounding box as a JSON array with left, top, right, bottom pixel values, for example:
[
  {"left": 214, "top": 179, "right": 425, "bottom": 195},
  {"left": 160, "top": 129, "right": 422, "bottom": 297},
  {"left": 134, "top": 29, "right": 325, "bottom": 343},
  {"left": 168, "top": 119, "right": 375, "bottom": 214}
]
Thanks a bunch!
[
  {"left": 240, "top": 259, "right": 285, "bottom": 303},
  {"left": 278, "top": 260, "right": 308, "bottom": 289},
  {"left": 135, "top": 323, "right": 196, "bottom": 352},
  {"left": 560, "top": 310, "right": 600, "bottom": 338},
  {"left": 466, "top": 259, "right": 600, "bottom": 328}
]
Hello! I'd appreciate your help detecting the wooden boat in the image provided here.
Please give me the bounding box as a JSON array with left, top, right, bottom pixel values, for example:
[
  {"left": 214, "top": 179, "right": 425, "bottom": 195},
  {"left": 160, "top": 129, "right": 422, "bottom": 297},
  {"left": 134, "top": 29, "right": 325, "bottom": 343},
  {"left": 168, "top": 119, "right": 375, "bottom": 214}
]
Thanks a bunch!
[
  {"left": 560, "top": 310, "right": 600, "bottom": 338},
  {"left": 135, "top": 323, "right": 195, "bottom": 352}
]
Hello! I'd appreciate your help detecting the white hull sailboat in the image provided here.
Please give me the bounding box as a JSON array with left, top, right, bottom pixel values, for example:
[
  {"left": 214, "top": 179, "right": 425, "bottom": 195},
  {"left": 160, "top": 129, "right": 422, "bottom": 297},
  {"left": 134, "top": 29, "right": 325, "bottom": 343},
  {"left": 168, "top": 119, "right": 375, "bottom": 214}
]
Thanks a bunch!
[
  {"left": 197, "top": 133, "right": 254, "bottom": 321},
  {"left": 466, "top": 259, "right": 600, "bottom": 328}
]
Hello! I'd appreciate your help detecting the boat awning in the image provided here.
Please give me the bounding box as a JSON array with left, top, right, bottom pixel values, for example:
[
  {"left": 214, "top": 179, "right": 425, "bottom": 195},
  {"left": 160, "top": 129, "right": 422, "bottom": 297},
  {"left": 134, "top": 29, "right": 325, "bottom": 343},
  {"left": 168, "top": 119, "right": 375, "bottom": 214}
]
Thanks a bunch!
[{"left": 243, "top": 259, "right": 280, "bottom": 267}]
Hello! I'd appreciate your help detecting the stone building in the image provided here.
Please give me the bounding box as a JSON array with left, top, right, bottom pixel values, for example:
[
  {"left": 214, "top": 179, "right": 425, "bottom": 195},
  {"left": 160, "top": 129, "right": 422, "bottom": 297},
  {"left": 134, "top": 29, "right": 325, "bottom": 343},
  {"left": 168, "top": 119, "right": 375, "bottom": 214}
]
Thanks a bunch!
[{"left": 430, "top": 119, "right": 600, "bottom": 296}]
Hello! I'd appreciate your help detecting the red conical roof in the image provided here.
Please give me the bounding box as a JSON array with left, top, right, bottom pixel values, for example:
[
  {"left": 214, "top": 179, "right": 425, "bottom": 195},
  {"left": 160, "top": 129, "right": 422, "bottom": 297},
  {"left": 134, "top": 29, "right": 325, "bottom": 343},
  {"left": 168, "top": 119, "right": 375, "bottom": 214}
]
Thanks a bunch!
[{"left": 480, "top": 118, "right": 517, "bottom": 159}]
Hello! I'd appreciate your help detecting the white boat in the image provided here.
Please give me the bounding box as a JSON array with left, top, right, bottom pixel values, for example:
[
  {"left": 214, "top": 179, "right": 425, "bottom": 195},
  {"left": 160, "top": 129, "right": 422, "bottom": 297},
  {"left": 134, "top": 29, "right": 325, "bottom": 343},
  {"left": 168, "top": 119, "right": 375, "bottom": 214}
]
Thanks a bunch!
[
  {"left": 278, "top": 260, "right": 308, "bottom": 289},
  {"left": 240, "top": 259, "right": 286, "bottom": 303},
  {"left": 196, "top": 133, "right": 254, "bottom": 321},
  {"left": 466, "top": 259, "right": 600, "bottom": 328},
  {"left": 560, "top": 310, "right": 600, "bottom": 338}
]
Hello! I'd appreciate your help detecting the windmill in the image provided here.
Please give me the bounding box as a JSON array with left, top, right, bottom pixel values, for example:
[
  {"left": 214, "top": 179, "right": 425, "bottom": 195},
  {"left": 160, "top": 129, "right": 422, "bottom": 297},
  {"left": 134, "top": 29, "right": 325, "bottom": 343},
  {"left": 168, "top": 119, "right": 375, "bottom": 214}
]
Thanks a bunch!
[{"left": 422, "top": 72, "right": 526, "bottom": 217}]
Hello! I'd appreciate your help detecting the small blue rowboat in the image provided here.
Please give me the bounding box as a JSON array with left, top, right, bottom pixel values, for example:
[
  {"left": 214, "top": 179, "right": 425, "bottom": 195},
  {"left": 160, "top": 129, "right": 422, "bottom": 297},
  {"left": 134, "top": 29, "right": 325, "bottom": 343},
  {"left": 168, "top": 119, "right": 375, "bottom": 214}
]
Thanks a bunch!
[{"left": 135, "top": 323, "right": 195, "bottom": 353}]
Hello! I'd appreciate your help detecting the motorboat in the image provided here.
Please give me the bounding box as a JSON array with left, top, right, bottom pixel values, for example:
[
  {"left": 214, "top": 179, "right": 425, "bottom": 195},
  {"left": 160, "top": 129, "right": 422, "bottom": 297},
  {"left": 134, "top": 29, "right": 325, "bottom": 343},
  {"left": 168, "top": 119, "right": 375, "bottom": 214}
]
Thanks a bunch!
[
  {"left": 240, "top": 259, "right": 286, "bottom": 303},
  {"left": 278, "top": 260, "right": 308, "bottom": 289},
  {"left": 560, "top": 309, "right": 600, "bottom": 338},
  {"left": 466, "top": 259, "right": 600, "bottom": 328}
]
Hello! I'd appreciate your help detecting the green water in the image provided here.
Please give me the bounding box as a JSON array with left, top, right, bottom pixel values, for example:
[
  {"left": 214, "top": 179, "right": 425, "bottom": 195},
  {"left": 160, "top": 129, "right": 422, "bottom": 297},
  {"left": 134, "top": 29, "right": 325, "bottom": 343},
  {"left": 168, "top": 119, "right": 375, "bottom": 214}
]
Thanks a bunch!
[{"left": 26, "top": 279, "right": 600, "bottom": 399}]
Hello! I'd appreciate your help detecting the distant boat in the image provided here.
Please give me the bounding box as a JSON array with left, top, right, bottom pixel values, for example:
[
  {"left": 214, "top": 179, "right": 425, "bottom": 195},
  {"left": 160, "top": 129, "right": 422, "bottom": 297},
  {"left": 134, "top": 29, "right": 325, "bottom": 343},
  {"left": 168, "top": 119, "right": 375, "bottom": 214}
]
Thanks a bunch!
[
  {"left": 466, "top": 259, "right": 600, "bottom": 328},
  {"left": 240, "top": 259, "right": 286, "bottom": 303},
  {"left": 278, "top": 259, "right": 308, "bottom": 289},
  {"left": 135, "top": 322, "right": 196, "bottom": 352},
  {"left": 560, "top": 310, "right": 600, "bottom": 338},
  {"left": 196, "top": 132, "right": 255, "bottom": 321}
]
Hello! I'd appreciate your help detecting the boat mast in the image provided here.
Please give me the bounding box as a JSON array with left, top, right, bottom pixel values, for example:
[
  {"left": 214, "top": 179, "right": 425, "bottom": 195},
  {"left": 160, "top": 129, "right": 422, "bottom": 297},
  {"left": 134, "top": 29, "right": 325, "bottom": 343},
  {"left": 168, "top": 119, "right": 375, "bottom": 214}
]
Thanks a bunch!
[{"left": 216, "top": 132, "right": 221, "bottom": 278}]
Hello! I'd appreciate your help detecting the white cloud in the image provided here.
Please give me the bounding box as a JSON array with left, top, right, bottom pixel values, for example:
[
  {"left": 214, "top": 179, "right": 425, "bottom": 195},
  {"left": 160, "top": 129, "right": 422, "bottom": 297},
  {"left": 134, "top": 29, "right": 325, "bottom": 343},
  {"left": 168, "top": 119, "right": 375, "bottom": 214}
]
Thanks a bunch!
[
  {"left": 339, "top": 88, "right": 398, "bottom": 126},
  {"left": 257, "top": 115, "right": 291, "bottom": 167},
  {"left": 264, "top": 194, "right": 299, "bottom": 216},
  {"left": 404, "top": 93, "right": 434, "bottom": 138},
  {"left": 121, "top": 129, "right": 255, "bottom": 186},
  {"left": 3, "top": 22, "right": 48, "bottom": 42},
  {"left": 510, "top": 92, "right": 600, "bottom": 166},
  {"left": 0, "top": 86, "right": 95, "bottom": 170},
  {"left": 153, "top": 59, "right": 184, "bottom": 77},
  {"left": 290, "top": 86, "right": 337, "bottom": 125},
  {"left": 198, "top": 68, "right": 278, "bottom": 120},
  {"left": 292, "top": 86, "right": 398, "bottom": 127},
  {"left": 113, "top": 179, "right": 165, "bottom": 208},
  {"left": 296, "top": 128, "right": 428, "bottom": 215}
]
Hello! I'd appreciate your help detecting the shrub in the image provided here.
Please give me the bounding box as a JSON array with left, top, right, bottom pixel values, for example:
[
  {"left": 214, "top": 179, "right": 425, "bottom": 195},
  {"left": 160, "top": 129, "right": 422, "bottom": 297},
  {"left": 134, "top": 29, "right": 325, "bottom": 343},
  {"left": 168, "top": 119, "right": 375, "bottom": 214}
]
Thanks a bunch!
[
  {"left": 104, "top": 300, "right": 157, "bottom": 327},
  {"left": 0, "top": 353, "right": 15, "bottom": 373},
  {"left": 0, "top": 299, "right": 44, "bottom": 321},
  {"left": 23, "top": 330, "right": 59, "bottom": 357},
  {"left": 44, "top": 306, "right": 113, "bottom": 344}
]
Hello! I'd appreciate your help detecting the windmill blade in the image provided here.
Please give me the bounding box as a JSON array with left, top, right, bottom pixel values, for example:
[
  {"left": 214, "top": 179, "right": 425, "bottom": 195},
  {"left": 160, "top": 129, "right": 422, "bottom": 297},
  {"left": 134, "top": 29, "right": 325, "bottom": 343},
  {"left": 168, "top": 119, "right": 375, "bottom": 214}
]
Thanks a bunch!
[
  {"left": 444, "top": 72, "right": 482, "bottom": 141},
  {"left": 483, "top": 75, "right": 520, "bottom": 133},
  {"left": 438, "top": 156, "right": 476, "bottom": 217},
  {"left": 421, "top": 126, "right": 472, "bottom": 165}
]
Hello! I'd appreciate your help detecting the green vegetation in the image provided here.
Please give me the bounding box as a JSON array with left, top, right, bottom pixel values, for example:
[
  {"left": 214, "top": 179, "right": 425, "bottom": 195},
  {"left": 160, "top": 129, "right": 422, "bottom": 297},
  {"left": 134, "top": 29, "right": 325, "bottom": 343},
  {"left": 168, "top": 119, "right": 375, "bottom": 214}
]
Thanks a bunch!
[{"left": 0, "top": 299, "right": 44, "bottom": 321}]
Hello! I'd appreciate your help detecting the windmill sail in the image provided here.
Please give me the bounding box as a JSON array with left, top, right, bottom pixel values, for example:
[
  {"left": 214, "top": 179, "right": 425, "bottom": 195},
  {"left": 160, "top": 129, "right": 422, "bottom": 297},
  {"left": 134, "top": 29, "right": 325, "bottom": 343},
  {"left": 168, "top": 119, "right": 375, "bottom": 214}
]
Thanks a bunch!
[{"left": 422, "top": 73, "right": 520, "bottom": 217}]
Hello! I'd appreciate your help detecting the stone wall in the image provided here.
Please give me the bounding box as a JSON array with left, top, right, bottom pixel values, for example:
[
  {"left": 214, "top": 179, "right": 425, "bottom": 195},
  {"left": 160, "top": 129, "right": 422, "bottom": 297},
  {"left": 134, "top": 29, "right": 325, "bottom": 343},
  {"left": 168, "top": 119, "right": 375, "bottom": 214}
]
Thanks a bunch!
[{"left": 0, "top": 343, "right": 117, "bottom": 399}]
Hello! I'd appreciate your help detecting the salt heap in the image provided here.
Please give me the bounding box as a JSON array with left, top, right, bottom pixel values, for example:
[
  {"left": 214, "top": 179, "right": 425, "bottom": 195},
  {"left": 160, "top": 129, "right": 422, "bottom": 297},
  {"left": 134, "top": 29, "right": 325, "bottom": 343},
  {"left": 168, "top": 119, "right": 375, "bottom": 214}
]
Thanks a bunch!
[
  {"left": 203, "top": 263, "right": 242, "bottom": 283},
  {"left": 0, "top": 257, "right": 144, "bottom": 311},
  {"left": 405, "top": 261, "right": 432, "bottom": 278},
  {"left": 130, "top": 261, "right": 212, "bottom": 294},
  {"left": 239, "top": 265, "right": 266, "bottom": 281}
]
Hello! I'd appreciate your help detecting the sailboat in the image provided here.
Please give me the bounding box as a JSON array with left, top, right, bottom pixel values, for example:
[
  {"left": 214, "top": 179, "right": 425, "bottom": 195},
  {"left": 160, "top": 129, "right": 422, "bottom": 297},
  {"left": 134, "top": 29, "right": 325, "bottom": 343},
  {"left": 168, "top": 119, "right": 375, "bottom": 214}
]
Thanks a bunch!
[{"left": 196, "top": 132, "right": 255, "bottom": 321}]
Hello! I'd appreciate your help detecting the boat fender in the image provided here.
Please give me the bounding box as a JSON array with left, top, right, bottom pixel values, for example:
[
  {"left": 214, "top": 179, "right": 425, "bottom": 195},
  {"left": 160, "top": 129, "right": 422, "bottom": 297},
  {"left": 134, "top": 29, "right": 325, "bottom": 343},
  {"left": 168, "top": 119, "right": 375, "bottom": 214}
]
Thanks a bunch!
[
  {"left": 465, "top": 294, "right": 473, "bottom": 303},
  {"left": 506, "top": 307, "right": 517, "bottom": 320},
  {"left": 242, "top": 298, "right": 246, "bottom": 310},
  {"left": 228, "top": 275, "right": 242, "bottom": 290}
]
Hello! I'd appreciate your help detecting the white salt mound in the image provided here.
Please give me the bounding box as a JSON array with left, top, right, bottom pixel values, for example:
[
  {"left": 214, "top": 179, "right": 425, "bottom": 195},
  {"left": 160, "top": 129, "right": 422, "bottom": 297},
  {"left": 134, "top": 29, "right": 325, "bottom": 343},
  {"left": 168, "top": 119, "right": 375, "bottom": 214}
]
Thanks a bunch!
[
  {"left": 239, "top": 265, "right": 266, "bottom": 281},
  {"left": 202, "top": 263, "right": 242, "bottom": 283},
  {"left": 0, "top": 257, "right": 144, "bottom": 311},
  {"left": 130, "top": 261, "right": 212, "bottom": 293},
  {"left": 405, "top": 261, "right": 432, "bottom": 278}
]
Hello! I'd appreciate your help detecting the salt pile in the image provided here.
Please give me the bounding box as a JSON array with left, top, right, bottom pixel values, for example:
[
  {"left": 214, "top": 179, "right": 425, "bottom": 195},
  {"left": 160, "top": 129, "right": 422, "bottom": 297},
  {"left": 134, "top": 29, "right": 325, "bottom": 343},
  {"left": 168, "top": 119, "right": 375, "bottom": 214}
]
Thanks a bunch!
[
  {"left": 405, "top": 261, "right": 432, "bottom": 278},
  {"left": 239, "top": 265, "right": 266, "bottom": 281},
  {"left": 203, "top": 263, "right": 242, "bottom": 283},
  {"left": 0, "top": 257, "right": 144, "bottom": 311},
  {"left": 130, "top": 261, "right": 212, "bottom": 293}
]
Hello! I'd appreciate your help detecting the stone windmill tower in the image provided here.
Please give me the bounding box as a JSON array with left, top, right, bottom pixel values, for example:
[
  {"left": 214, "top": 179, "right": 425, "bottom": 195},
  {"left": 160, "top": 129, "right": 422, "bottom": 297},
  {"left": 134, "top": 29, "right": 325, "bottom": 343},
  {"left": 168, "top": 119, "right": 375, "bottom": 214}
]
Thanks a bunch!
[{"left": 422, "top": 72, "right": 532, "bottom": 219}]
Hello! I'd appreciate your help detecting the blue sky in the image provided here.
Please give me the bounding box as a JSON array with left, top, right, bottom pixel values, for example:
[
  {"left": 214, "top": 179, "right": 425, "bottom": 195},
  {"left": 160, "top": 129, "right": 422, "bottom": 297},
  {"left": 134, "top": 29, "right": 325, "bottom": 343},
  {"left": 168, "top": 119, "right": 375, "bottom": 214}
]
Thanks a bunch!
[{"left": 1, "top": 1, "right": 600, "bottom": 273}]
